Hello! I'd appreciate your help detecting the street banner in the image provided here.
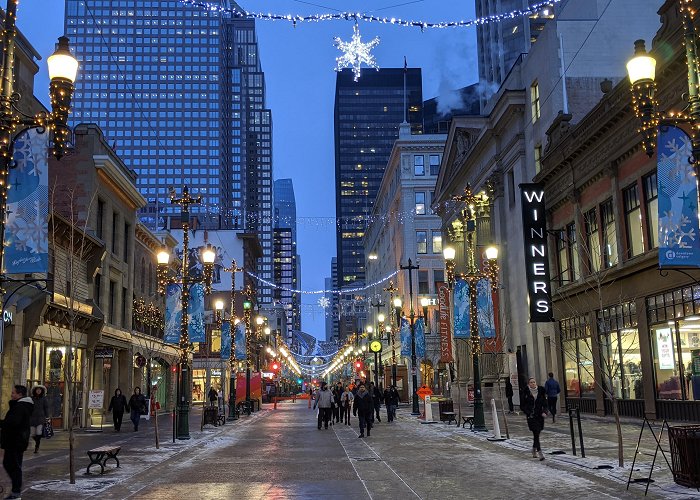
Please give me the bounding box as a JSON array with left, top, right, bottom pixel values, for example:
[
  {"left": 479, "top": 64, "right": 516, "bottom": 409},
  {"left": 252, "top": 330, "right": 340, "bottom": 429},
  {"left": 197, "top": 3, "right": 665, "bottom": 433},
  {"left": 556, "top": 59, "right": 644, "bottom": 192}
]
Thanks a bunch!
[
  {"left": 164, "top": 283, "right": 182, "bottom": 344},
  {"left": 438, "top": 284, "right": 454, "bottom": 362},
  {"left": 477, "top": 279, "right": 495, "bottom": 338},
  {"left": 234, "top": 322, "right": 247, "bottom": 360},
  {"left": 235, "top": 371, "right": 262, "bottom": 405},
  {"left": 188, "top": 282, "right": 205, "bottom": 343},
  {"left": 453, "top": 278, "right": 469, "bottom": 338},
  {"left": 220, "top": 321, "right": 231, "bottom": 360},
  {"left": 415, "top": 317, "right": 426, "bottom": 358},
  {"left": 658, "top": 125, "right": 700, "bottom": 267},
  {"left": 6, "top": 128, "right": 49, "bottom": 274},
  {"left": 400, "top": 317, "right": 410, "bottom": 356}
]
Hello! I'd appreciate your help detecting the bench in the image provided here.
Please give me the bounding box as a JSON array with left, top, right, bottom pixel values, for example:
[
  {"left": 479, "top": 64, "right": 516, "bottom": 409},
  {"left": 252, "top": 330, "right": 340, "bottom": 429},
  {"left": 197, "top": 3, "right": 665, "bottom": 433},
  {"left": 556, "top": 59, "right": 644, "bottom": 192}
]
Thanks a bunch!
[
  {"left": 462, "top": 415, "right": 475, "bottom": 430},
  {"left": 86, "top": 445, "right": 121, "bottom": 475},
  {"left": 441, "top": 411, "right": 457, "bottom": 425}
]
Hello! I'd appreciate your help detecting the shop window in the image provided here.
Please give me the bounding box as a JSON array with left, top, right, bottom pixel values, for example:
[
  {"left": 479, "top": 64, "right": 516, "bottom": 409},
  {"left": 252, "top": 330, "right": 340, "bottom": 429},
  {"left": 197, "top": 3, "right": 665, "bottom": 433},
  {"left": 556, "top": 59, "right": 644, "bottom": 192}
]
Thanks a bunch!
[
  {"left": 45, "top": 347, "right": 84, "bottom": 422},
  {"left": 623, "top": 183, "right": 644, "bottom": 258},
  {"left": 643, "top": 172, "right": 658, "bottom": 249},
  {"left": 598, "top": 303, "right": 641, "bottom": 399},
  {"left": 601, "top": 199, "right": 618, "bottom": 267},
  {"left": 652, "top": 320, "right": 700, "bottom": 401},
  {"left": 584, "top": 208, "right": 601, "bottom": 273},
  {"left": 560, "top": 315, "right": 593, "bottom": 397}
]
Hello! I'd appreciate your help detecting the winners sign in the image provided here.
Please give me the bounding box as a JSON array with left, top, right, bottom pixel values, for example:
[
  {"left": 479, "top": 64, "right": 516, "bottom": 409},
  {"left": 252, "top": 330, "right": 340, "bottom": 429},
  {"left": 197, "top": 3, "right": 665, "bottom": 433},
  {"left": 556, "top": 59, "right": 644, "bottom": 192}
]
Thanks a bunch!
[{"left": 520, "top": 184, "right": 553, "bottom": 322}]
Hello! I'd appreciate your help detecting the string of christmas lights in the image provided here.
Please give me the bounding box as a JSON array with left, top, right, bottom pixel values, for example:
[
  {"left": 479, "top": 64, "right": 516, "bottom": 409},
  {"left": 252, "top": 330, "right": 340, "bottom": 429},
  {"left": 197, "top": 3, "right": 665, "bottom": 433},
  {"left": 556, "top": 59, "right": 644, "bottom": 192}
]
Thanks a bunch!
[
  {"left": 178, "top": 0, "right": 560, "bottom": 30},
  {"left": 245, "top": 269, "right": 400, "bottom": 295}
]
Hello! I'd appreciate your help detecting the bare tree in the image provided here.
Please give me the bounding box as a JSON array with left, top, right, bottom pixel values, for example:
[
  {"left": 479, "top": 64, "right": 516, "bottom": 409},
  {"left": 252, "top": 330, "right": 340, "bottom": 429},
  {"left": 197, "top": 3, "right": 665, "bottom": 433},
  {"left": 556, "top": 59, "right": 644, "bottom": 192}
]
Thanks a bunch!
[{"left": 47, "top": 186, "right": 98, "bottom": 484}]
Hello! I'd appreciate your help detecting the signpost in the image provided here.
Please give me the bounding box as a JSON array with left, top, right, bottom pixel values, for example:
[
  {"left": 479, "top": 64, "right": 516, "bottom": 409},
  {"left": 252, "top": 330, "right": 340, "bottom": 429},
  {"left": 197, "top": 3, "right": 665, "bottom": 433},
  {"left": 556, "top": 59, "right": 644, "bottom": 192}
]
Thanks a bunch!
[{"left": 88, "top": 390, "right": 105, "bottom": 432}]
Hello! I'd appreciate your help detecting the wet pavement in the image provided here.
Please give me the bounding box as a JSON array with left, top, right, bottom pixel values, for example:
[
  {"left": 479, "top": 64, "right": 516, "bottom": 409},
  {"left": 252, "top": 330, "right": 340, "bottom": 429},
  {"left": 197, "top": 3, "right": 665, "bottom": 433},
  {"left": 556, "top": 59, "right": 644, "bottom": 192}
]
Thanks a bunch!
[{"left": 7, "top": 401, "right": 700, "bottom": 499}]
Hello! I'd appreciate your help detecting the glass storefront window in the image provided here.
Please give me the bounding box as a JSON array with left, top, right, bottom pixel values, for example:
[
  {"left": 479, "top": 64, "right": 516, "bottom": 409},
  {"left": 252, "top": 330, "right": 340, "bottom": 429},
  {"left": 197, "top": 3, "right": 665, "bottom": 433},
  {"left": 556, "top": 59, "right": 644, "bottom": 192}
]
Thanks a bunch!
[
  {"left": 652, "top": 324, "right": 682, "bottom": 400},
  {"left": 44, "top": 346, "right": 84, "bottom": 421},
  {"left": 678, "top": 319, "right": 700, "bottom": 401},
  {"left": 192, "top": 369, "right": 206, "bottom": 403},
  {"left": 578, "top": 339, "right": 595, "bottom": 397},
  {"left": 599, "top": 329, "right": 642, "bottom": 399},
  {"left": 563, "top": 340, "right": 579, "bottom": 397}
]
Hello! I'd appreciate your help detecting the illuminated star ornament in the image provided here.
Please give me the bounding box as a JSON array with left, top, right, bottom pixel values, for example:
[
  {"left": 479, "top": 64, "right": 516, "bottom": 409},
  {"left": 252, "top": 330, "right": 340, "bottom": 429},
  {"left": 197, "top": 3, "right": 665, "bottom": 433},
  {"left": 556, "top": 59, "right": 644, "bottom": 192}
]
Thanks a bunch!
[{"left": 334, "top": 23, "right": 380, "bottom": 81}]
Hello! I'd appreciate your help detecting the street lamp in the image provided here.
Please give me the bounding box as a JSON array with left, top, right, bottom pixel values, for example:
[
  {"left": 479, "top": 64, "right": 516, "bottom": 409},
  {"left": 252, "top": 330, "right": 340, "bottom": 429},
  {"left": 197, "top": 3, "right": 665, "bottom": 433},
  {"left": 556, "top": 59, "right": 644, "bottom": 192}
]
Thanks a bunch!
[
  {"left": 627, "top": 1, "right": 699, "bottom": 160},
  {"left": 400, "top": 259, "right": 421, "bottom": 415},
  {"left": 156, "top": 186, "right": 215, "bottom": 439},
  {"left": 451, "top": 184, "right": 499, "bottom": 432},
  {"left": 391, "top": 295, "right": 402, "bottom": 387},
  {"left": 222, "top": 260, "right": 243, "bottom": 420},
  {"left": 0, "top": 23, "right": 78, "bottom": 312},
  {"left": 242, "top": 286, "right": 254, "bottom": 409}
]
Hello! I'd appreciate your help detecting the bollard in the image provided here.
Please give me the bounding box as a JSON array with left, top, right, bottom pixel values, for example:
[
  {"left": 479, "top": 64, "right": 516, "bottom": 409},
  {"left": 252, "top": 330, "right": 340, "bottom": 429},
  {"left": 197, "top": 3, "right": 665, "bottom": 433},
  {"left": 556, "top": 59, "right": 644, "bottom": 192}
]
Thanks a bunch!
[
  {"left": 568, "top": 408, "right": 577, "bottom": 455},
  {"left": 488, "top": 398, "right": 506, "bottom": 441},
  {"left": 172, "top": 409, "right": 176, "bottom": 443},
  {"left": 575, "top": 408, "right": 585, "bottom": 458}
]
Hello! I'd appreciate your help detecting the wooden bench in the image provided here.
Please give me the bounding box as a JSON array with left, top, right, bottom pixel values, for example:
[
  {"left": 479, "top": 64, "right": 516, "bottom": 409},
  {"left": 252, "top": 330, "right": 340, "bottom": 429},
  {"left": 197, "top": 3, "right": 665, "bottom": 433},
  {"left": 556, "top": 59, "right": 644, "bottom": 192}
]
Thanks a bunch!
[
  {"left": 462, "top": 415, "right": 475, "bottom": 430},
  {"left": 441, "top": 411, "right": 457, "bottom": 425},
  {"left": 86, "top": 445, "right": 121, "bottom": 475}
]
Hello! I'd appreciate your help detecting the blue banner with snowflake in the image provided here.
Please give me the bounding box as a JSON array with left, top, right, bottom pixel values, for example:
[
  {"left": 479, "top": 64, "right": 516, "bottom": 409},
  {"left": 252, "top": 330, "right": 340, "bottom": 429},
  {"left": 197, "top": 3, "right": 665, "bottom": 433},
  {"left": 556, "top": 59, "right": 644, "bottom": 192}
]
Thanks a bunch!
[
  {"left": 453, "top": 279, "right": 470, "bottom": 338},
  {"left": 234, "top": 322, "right": 246, "bottom": 360},
  {"left": 415, "top": 317, "right": 426, "bottom": 358},
  {"left": 477, "top": 279, "right": 496, "bottom": 338},
  {"left": 6, "top": 129, "right": 49, "bottom": 274},
  {"left": 220, "top": 321, "right": 231, "bottom": 360},
  {"left": 400, "top": 317, "right": 410, "bottom": 356},
  {"left": 658, "top": 125, "right": 700, "bottom": 268},
  {"left": 187, "top": 283, "right": 205, "bottom": 343},
  {"left": 164, "top": 284, "right": 182, "bottom": 344}
]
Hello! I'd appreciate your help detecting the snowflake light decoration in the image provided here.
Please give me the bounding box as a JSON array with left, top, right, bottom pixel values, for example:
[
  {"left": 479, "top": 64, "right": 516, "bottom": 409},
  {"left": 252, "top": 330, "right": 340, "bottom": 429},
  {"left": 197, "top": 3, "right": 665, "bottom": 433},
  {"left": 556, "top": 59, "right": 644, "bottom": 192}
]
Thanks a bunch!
[
  {"left": 318, "top": 296, "right": 330, "bottom": 309},
  {"left": 334, "top": 23, "right": 380, "bottom": 81}
]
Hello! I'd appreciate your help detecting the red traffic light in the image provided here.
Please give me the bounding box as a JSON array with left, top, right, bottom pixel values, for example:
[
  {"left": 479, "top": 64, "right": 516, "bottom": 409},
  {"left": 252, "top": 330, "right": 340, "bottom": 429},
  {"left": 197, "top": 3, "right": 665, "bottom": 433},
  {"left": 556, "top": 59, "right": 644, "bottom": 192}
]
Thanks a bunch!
[
  {"left": 272, "top": 362, "right": 280, "bottom": 371},
  {"left": 354, "top": 360, "right": 363, "bottom": 371}
]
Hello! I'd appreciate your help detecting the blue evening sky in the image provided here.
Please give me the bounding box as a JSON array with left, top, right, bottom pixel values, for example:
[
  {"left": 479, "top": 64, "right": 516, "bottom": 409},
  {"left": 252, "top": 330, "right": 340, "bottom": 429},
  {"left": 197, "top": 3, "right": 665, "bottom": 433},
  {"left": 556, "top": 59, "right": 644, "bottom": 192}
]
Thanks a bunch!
[{"left": 19, "top": 0, "right": 478, "bottom": 339}]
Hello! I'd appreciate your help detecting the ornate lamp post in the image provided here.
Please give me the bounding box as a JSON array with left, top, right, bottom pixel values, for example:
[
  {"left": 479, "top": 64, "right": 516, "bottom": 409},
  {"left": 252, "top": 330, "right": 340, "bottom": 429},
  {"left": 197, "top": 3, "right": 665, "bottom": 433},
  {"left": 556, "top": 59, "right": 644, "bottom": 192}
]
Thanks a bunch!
[
  {"left": 223, "top": 260, "right": 243, "bottom": 420},
  {"left": 242, "top": 285, "right": 254, "bottom": 409},
  {"left": 451, "top": 185, "right": 499, "bottom": 432},
  {"left": 626, "top": 0, "right": 700, "bottom": 160},
  {"left": 0, "top": 6, "right": 78, "bottom": 304},
  {"left": 400, "top": 258, "right": 421, "bottom": 416},
  {"left": 156, "top": 186, "right": 215, "bottom": 439}
]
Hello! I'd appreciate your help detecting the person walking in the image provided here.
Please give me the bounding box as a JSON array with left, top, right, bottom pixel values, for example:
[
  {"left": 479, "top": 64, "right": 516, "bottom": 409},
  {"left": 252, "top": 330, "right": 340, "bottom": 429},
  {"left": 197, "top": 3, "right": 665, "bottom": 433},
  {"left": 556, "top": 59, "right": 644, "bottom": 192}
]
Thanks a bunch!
[
  {"left": 353, "top": 383, "right": 373, "bottom": 438},
  {"left": 208, "top": 386, "right": 218, "bottom": 407},
  {"left": 128, "top": 387, "right": 146, "bottom": 432},
  {"left": 332, "top": 382, "right": 343, "bottom": 423},
  {"left": 108, "top": 388, "right": 128, "bottom": 432},
  {"left": 371, "top": 383, "right": 383, "bottom": 422},
  {"left": 341, "top": 385, "right": 354, "bottom": 425},
  {"left": 544, "top": 372, "right": 561, "bottom": 423},
  {"left": 313, "top": 382, "right": 333, "bottom": 429},
  {"left": 385, "top": 385, "right": 399, "bottom": 422},
  {"left": 505, "top": 378, "right": 514, "bottom": 413},
  {"left": 1, "top": 385, "right": 34, "bottom": 499},
  {"left": 29, "top": 385, "right": 49, "bottom": 453},
  {"left": 521, "top": 377, "right": 548, "bottom": 461}
]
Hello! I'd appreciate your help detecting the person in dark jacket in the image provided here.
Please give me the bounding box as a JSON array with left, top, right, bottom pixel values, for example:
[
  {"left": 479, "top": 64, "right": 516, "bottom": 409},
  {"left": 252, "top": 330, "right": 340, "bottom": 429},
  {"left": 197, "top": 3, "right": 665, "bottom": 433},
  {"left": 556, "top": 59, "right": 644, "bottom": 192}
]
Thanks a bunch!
[
  {"left": 332, "top": 382, "right": 343, "bottom": 423},
  {"left": 313, "top": 382, "right": 333, "bottom": 429},
  {"left": 505, "top": 378, "right": 514, "bottom": 413},
  {"left": 384, "top": 386, "right": 399, "bottom": 422},
  {"left": 352, "top": 383, "right": 374, "bottom": 438},
  {"left": 128, "top": 387, "right": 146, "bottom": 431},
  {"left": 521, "top": 377, "right": 548, "bottom": 461},
  {"left": 544, "top": 372, "right": 561, "bottom": 423},
  {"left": 370, "top": 382, "right": 382, "bottom": 422},
  {"left": 108, "top": 388, "right": 128, "bottom": 432},
  {"left": 1, "top": 385, "right": 34, "bottom": 499},
  {"left": 208, "top": 386, "right": 218, "bottom": 407},
  {"left": 29, "top": 385, "right": 49, "bottom": 453}
]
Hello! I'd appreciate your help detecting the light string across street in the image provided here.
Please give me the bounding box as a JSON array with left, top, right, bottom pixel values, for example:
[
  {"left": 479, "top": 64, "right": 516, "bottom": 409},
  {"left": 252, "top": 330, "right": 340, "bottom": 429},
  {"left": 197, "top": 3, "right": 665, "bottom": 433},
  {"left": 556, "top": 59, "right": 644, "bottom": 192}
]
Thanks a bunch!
[
  {"left": 178, "top": 0, "right": 560, "bottom": 30},
  {"left": 244, "top": 269, "right": 400, "bottom": 295}
]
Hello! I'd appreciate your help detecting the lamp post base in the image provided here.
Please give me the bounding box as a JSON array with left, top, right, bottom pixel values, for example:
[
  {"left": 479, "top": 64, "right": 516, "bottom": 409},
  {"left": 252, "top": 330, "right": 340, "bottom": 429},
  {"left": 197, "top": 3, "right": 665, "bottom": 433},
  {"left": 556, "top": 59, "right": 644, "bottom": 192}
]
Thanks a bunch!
[
  {"left": 227, "top": 375, "right": 237, "bottom": 421},
  {"left": 176, "top": 361, "right": 191, "bottom": 440}
]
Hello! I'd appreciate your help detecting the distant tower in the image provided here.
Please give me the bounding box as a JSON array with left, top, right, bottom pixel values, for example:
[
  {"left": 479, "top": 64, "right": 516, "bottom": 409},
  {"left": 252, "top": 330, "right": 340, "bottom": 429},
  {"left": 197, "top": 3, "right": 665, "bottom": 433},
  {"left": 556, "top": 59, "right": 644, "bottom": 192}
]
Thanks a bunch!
[{"left": 273, "top": 179, "right": 301, "bottom": 331}]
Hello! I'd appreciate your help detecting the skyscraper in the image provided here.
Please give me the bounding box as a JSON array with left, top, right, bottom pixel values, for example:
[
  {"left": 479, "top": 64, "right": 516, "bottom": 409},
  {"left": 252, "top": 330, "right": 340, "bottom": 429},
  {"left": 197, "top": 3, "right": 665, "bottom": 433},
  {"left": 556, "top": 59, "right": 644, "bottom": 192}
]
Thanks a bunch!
[
  {"left": 475, "top": 0, "right": 555, "bottom": 86},
  {"left": 334, "top": 68, "right": 423, "bottom": 288},
  {"left": 273, "top": 179, "right": 300, "bottom": 332},
  {"left": 64, "top": 0, "right": 274, "bottom": 303}
]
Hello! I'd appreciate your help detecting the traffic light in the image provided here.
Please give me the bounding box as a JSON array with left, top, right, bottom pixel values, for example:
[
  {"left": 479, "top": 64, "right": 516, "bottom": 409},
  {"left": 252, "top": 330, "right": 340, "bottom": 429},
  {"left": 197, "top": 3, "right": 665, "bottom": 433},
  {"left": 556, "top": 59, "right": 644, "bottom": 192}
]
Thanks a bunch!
[
  {"left": 271, "top": 361, "right": 280, "bottom": 371},
  {"left": 297, "top": 378, "right": 303, "bottom": 384},
  {"left": 354, "top": 360, "right": 363, "bottom": 371}
]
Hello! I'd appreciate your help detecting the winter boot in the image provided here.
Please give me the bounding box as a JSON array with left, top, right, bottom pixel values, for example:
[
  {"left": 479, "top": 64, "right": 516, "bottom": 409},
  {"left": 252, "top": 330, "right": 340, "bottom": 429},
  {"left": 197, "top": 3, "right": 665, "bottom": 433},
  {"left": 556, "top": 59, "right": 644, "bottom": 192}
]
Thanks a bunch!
[
  {"left": 538, "top": 450, "right": 545, "bottom": 461},
  {"left": 358, "top": 433, "right": 364, "bottom": 438},
  {"left": 531, "top": 448, "right": 537, "bottom": 458},
  {"left": 34, "top": 436, "right": 40, "bottom": 453}
]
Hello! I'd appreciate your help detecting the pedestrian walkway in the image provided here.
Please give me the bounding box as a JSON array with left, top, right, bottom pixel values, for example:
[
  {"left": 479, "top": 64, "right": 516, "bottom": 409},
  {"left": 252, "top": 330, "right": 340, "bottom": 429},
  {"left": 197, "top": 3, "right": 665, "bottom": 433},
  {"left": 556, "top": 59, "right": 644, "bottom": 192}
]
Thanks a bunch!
[{"left": 10, "top": 400, "right": 693, "bottom": 499}]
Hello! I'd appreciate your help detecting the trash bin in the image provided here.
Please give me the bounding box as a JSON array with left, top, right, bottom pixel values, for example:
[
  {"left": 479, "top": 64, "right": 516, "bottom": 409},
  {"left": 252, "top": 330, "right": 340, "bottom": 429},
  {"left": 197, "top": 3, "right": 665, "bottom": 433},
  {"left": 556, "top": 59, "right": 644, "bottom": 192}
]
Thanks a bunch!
[
  {"left": 438, "top": 399, "right": 454, "bottom": 422},
  {"left": 668, "top": 425, "right": 700, "bottom": 488},
  {"left": 202, "top": 406, "right": 219, "bottom": 427}
]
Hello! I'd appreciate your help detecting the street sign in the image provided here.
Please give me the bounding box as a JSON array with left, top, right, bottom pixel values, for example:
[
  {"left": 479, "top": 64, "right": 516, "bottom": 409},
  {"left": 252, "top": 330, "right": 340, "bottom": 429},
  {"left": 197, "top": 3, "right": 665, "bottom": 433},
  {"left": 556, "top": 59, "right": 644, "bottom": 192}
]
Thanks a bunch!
[
  {"left": 94, "top": 348, "right": 114, "bottom": 359},
  {"left": 416, "top": 385, "right": 433, "bottom": 400},
  {"left": 369, "top": 340, "right": 382, "bottom": 353}
]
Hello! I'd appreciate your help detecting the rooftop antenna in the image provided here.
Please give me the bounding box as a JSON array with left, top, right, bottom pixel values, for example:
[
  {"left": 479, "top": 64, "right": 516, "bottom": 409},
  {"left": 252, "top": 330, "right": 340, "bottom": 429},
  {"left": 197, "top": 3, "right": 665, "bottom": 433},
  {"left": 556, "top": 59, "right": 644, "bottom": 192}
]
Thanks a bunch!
[{"left": 399, "top": 56, "right": 411, "bottom": 138}]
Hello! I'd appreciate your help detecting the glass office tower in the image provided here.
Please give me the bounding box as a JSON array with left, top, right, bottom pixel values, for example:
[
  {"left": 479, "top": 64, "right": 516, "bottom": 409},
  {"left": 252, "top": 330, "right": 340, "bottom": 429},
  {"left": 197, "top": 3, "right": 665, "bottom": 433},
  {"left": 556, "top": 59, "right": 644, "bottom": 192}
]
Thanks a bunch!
[
  {"left": 64, "top": 0, "right": 273, "bottom": 303},
  {"left": 334, "top": 68, "right": 423, "bottom": 287}
]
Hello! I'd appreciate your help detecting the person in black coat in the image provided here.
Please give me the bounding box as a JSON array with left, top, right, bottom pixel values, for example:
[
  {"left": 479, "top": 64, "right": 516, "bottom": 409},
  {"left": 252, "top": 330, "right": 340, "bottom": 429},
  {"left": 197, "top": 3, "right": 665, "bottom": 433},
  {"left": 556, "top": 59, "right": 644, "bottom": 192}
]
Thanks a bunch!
[
  {"left": 352, "top": 383, "right": 374, "bottom": 438},
  {"left": 0, "top": 385, "right": 34, "bottom": 499},
  {"left": 128, "top": 387, "right": 147, "bottom": 432},
  {"left": 521, "top": 377, "right": 548, "bottom": 461},
  {"left": 108, "top": 388, "right": 128, "bottom": 432},
  {"left": 505, "top": 379, "right": 514, "bottom": 413},
  {"left": 385, "top": 386, "right": 400, "bottom": 422},
  {"left": 29, "top": 385, "right": 49, "bottom": 453},
  {"left": 370, "top": 382, "right": 382, "bottom": 422}
]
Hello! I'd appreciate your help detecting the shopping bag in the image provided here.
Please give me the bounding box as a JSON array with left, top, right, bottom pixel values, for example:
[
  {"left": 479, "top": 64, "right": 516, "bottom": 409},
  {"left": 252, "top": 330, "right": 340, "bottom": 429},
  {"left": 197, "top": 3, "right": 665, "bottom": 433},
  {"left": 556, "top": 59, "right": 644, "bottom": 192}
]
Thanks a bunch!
[{"left": 43, "top": 418, "right": 54, "bottom": 439}]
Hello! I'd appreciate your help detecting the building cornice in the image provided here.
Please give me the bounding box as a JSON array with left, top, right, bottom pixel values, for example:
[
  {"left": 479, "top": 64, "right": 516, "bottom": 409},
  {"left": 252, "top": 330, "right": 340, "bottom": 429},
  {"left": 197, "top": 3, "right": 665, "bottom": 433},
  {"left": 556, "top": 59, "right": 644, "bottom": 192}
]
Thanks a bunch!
[{"left": 94, "top": 155, "right": 148, "bottom": 210}]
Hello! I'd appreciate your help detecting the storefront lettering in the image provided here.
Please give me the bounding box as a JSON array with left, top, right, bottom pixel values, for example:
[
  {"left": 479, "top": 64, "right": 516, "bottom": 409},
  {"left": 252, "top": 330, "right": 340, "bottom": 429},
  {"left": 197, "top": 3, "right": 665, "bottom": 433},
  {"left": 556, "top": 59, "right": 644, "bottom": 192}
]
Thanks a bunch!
[{"left": 520, "top": 184, "right": 554, "bottom": 322}]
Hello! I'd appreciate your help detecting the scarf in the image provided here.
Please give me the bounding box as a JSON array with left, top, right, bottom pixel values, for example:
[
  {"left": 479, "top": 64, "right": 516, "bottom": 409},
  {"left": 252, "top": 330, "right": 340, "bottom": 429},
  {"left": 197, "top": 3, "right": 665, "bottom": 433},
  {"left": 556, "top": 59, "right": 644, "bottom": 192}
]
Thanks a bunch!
[{"left": 529, "top": 386, "right": 539, "bottom": 398}]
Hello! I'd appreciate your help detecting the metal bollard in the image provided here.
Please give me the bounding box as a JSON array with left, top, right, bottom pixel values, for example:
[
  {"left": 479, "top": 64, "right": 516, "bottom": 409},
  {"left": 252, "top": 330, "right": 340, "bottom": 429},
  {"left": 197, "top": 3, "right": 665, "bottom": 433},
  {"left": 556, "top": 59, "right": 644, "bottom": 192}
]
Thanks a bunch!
[{"left": 567, "top": 408, "right": 585, "bottom": 457}]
